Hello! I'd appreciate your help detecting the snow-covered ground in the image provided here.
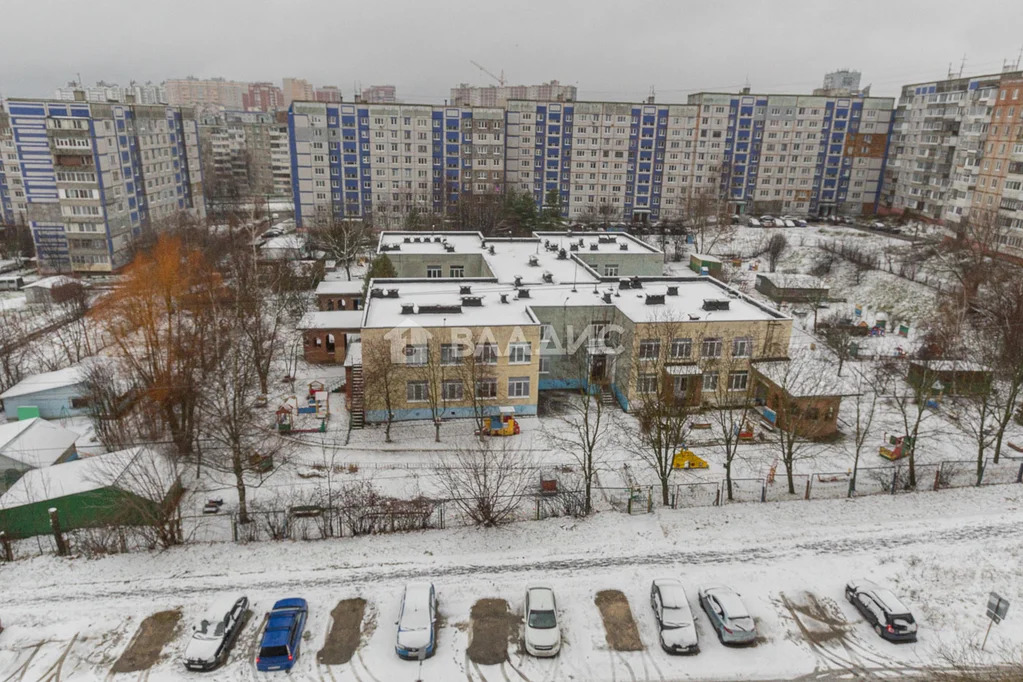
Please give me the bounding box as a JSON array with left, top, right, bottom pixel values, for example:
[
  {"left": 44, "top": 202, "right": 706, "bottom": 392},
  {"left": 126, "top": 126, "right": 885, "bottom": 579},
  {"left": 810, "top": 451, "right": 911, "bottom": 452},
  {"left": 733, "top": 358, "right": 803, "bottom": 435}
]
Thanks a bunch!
[{"left": 1, "top": 483, "right": 1022, "bottom": 680}]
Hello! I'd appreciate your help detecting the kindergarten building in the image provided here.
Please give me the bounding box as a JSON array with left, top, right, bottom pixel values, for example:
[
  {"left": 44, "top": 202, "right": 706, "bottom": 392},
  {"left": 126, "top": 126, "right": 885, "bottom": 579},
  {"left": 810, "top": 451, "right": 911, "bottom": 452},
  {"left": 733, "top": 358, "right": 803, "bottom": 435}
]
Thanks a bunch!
[{"left": 335, "top": 231, "right": 794, "bottom": 425}]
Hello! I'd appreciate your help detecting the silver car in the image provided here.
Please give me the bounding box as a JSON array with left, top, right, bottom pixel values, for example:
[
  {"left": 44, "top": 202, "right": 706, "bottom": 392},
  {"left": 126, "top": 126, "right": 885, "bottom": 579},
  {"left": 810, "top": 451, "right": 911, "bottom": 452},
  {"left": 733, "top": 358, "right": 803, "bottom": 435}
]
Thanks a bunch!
[
  {"left": 650, "top": 579, "right": 699, "bottom": 654},
  {"left": 699, "top": 586, "right": 756, "bottom": 645}
]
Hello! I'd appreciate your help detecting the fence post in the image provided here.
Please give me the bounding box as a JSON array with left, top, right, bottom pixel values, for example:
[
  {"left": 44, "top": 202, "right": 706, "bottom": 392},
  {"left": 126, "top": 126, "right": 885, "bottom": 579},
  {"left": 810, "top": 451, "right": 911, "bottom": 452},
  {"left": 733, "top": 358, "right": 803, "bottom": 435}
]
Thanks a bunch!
[
  {"left": 714, "top": 487, "right": 721, "bottom": 506},
  {"left": 0, "top": 531, "right": 11, "bottom": 562},
  {"left": 760, "top": 483, "right": 766, "bottom": 503},
  {"left": 804, "top": 477, "right": 811, "bottom": 500},
  {"left": 933, "top": 468, "right": 941, "bottom": 491},
  {"left": 1017, "top": 463, "right": 1023, "bottom": 484},
  {"left": 647, "top": 488, "right": 653, "bottom": 514},
  {"left": 890, "top": 468, "right": 898, "bottom": 495},
  {"left": 49, "top": 507, "right": 68, "bottom": 557}
]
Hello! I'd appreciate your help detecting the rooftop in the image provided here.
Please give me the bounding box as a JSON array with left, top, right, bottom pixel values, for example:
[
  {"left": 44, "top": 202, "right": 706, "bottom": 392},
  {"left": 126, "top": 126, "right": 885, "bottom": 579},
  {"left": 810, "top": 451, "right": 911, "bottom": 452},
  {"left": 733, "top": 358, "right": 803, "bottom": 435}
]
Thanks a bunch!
[
  {"left": 0, "top": 363, "right": 90, "bottom": 400},
  {"left": 756, "top": 273, "right": 828, "bottom": 290},
  {"left": 297, "top": 310, "right": 365, "bottom": 330},
  {"left": 0, "top": 418, "right": 79, "bottom": 469},
  {"left": 315, "top": 280, "right": 364, "bottom": 296}
]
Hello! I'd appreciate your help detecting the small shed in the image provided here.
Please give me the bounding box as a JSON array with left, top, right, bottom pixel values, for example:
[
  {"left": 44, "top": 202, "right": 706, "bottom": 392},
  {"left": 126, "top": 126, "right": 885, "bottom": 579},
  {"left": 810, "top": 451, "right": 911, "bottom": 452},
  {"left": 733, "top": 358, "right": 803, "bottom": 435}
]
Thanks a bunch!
[
  {"left": 689, "top": 253, "right": 723, "bottom": 279},
  {"left": 752, "top": 357, "right": 849, "bottom": 438},
  {"left": 0, "top": 418, "right": 79, "bottom": 491},
  {"left": 0, "top": 447, "right": 182, "bottom": 539},
  {"left": 261, "top": 234, "right": 307, "bottom": 261},
  {"left": 297, "top": 311, "right": 363, "bottom": 364},
  {"left": 754, "top": 273, "right": 829, "bottom": 303},
  {"left": 0, "top": 363, "right": 92, "bottom": 420},
  {"left": 22, "top": 275, "right": 88, "bottom": 307},
  {"left": 907, "top": 360, "right": 992, "bottom": 396}
]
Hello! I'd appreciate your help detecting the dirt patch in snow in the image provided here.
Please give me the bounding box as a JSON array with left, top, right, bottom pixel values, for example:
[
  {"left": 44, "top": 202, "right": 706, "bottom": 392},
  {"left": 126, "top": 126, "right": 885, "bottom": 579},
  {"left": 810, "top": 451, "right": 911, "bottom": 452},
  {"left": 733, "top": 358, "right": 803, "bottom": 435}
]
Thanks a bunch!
[
  {"left": 595, "top": 590, "right": 644, "bottom": 652},
  {"left": 783, "top": 592, "right": 851, "bottom": 645},
  {"left": 467, "top": 598, "right": 520, "bottom": 665},
  {"left": 110, "top": 609, "right": 181, "bottom": 673},
  {"left": 317, "top": 598, "right": 366, "bottom": 665}
]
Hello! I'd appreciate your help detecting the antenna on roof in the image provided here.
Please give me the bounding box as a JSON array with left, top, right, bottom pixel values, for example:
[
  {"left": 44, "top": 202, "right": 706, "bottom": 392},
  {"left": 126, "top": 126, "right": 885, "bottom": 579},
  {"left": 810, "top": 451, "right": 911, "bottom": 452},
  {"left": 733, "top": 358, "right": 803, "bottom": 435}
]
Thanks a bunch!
[{"left": 959, "top": 53, "right": 966, "bottom": 78}]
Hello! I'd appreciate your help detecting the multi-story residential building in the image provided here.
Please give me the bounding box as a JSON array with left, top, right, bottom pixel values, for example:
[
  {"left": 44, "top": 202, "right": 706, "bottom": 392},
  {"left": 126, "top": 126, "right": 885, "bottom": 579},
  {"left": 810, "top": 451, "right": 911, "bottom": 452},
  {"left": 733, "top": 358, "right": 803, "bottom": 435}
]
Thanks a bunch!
[
  {"left": 54, "top": 81, "right": 167, "bottom": 105},
  {"left": 360, "top": 85, "right": 398, "bottom": 104},
  {"left": 283, "top": 78, "right": 316, "bottom": 107},
  {"left": 269, "top": 112, "right": 293, "bottom": 197},
  {"left": 243, "top": 82, "right": 284, "bottom": 112},
  {"left": 1, "top": 110, "right": 29, "bottom": 224},
  {"left": 165, "top": 77, "right": 246, "bottom": 110},
  {"left": 450, "top": 80, "right": 577, "bottom": 108},
  {"left": 315, "top": 86, "right": 343, "bottom": 103},
  {"left": 5, "top": 97, "right": 205, "bottom": 274},
  {"left": 815, "top": 70, "right": 865, "bottom": 97},
  {"left": 289, "top": 101, "right": 505, "bottom": 227},
  {"left": 883, "top": 69, "right": 1023, "bottom": 257},
  {"left": 328, "top": 230, "right": 791, "bottom": 424},
  {"left": 199, "top": 111, "right": 278, "bottom": 199}
]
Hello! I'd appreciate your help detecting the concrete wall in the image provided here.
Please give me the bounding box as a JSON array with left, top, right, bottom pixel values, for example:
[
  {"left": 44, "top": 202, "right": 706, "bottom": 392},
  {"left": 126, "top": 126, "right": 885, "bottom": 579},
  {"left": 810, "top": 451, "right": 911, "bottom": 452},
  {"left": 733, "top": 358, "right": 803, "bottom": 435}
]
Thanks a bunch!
[
  {"left": 2, "top": 385, "right": 90, "bottom": 421},
  {"left": 576, "top": 251, "right": 663, "bottom": 277},
  {"left": 385, "top": 252, "right": 492, "bottom": 279}
]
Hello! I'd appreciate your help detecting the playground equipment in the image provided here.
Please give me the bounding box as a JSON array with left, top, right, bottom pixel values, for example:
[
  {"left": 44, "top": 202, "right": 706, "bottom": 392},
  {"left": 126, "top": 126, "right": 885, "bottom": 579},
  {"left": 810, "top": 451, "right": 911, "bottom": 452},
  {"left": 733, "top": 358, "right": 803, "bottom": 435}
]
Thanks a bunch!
[
  {"left": 539, "top": 470, "right": 559, "bottom": 495},
  {"left": 879, "top": 434, "right": 914, "bottom": 461},
  {"left": 480, "top": 406, "right": 520, "bottom": 436},
  {"left": 736, "top": 421, "right": 755, "bottom": 441},
  {"left": 672, "top": 449, "right": 709, "bottom": 469},
  {"left": 275, "top": 384, "right": 330, "bottom": 434}
]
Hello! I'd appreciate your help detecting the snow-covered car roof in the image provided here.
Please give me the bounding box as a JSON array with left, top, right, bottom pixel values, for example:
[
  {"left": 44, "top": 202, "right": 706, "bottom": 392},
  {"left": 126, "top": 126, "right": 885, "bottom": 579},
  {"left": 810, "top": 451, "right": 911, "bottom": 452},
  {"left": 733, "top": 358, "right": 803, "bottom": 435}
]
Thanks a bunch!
[{"left": 702, "top": 586, "right": 749, "bottom": 618}]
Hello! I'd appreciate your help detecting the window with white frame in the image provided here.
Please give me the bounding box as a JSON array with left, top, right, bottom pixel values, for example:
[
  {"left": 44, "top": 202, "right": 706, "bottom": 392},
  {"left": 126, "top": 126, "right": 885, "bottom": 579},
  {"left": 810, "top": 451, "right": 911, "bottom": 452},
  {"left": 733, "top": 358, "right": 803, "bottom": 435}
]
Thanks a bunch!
[
  {"left": 449, "top": 265, "right": 464, "bottom": 278},
  {"left": 476, "top": 378, "right": 498, "bottom": 399},
  {"left": 405, "top": 344, "right": 428, "bottom": 365},
  {"left": 406, "top": 380, "right": 429, "bottom": 402},
  {"left": 426, "top": 265, "right": 442, "bottom": 278},
  {"left": 476, "top": 343, "right": 498, "bottom": 364},
  {"left": 728, "top": 371, "right": 748, "bottom": 391},
  {"left": 638, "top": 339, "right": 660, "bottom": 360},
  {"left": 604, "top": 264, "right": 619, "bottom": 277},
  {"left": 702, "top": 371, "right": 719, "bottom": 391},
  {"left": 539, "top": 356, "right": 551, "bottom": 373},
  {"left": 508, "top": 342, "right": 531, "bottom": 364},
  {"left": 540, "top": 324, "right": 554, "bottom": 342},
  {"left": 670, "top": 338, "right": 692, "bottom": 358},
  {"left": 508, "top": 376, "right": 530, "bottom": 397},
  {"left": 638, "top": 373, "right": 658, "bottom": 394},
  {"left": 701, "top": 337, "right": 723, "bottom": 358},
  {"left": 440, "top": 344, "right": 465, "bottom": 365},
  {"left": 732, "top": 336, "right": 752, "bottom": 358},
  {"left": 442, "top": 379, "right": 464, "bottom": 401}
]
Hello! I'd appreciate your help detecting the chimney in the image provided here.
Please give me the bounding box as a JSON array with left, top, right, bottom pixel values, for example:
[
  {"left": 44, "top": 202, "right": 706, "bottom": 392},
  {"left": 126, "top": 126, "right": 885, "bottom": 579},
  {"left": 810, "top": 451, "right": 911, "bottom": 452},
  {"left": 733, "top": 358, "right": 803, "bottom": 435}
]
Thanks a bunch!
[
  {"left": 500, "top": 293, "right": 509, "bottom": 303},
  {"left": 370, "top": 288, "right": 383, "bottom": 298},
  {"left": 666, "top": 285, "right": 679, "bottom": 296},
  {"left": 386, "top": 288, "right": 399, "bottom": 298},
  {"left": 400, "top": 303, "right": 415, "bottom": 314},
  {"left": 602, "top": 292, "right": 612, "bottom": 304},
  {"left": 517, "top": 288, "right": 530, "bottom": 299},
  {"left": 459, "top": 285, "right": 472, "bottom": 295},
  {"left": 73, "top": 89, "right": 87, "bottom": 102}
]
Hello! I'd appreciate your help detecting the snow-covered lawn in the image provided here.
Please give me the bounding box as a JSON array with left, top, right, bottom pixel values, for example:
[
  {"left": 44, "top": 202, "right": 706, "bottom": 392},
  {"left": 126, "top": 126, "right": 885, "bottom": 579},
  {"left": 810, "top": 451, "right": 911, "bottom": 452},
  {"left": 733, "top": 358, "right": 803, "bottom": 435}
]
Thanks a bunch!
[{"left": 1, "top": 484, "right": 1021, "bottom": 680}]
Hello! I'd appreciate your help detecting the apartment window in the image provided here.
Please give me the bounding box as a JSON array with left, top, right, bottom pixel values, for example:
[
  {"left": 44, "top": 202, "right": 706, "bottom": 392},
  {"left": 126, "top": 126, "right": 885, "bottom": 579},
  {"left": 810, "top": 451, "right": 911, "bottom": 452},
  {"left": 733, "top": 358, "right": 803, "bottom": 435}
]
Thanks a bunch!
[
  {"left": 508, "top": 342, "right": 532, "bottom": 364},
  {"left": 540, "top": 324, "right": 554, "bottom": 342},
  {"left": 702, "top": 372, "right": 719, "bottom": 391},
  {"left": 406, "top": 380, "right": 429, "bottom": 402},
  {"left": 638, "top": 373, "right": 658, "bottom": 394},
  {"left": 728, "top": 371, "right": 749, "bottom": 392},
  {"left": 638, "top": 339, "right": 660, "bottom": 360},
  {"left": 477, "top": 343, "right": 498, "bottom": 364},
  {"left": 404, "top": 344, "right": 428, "bottom": 366},
  {"left": 604, "top": 264, "right": 619, "bottom": 277},
  {"left": 672, "top": 375, "right": 689, "bottom": 398},
  {"left": 476, "top": 378, "right": 498, "bottom": 399},
  {"left": 441, "top": 344, "right": 466, "bottom": 365},
  {"left": 449, "top": 265, "right": 465, "bottom": 278},
  {"left": 670, "top": 338, "right": 692, "bottom": 358},
  {"left": 508, "top": 376, "right": 530, "bottom": 397},
  {"left": 442, "top": 379, "right": 464, "bottom": 401},
  {"left": 539, "top": 356, "right": 551, "bottom": 373},
  {"left": 732, "top": 336, "right": 752, "bottom": 358},
  {"left": 701, "top": 337, "right": 723, "bottom": 358},
  {"left": 426, "top": 265, "right": 442, "bottom": 278}
]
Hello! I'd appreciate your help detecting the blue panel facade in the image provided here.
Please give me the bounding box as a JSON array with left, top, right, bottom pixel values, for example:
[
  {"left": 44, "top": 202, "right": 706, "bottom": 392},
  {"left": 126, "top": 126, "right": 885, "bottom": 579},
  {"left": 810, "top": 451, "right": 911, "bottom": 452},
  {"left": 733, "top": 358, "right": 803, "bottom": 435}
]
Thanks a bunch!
[{"left": 287, "top": 108, "right": 302, "bottom": 227}]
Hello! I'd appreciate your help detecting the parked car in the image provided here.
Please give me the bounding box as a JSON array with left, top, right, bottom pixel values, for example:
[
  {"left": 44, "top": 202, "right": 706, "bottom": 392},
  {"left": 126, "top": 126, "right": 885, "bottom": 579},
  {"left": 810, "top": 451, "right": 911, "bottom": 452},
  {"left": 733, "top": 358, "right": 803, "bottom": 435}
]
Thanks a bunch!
[
  {"left": 790, "top": 217, "right": 808, "bottom": 227},
  {"left": 699, "top": 586, "right": 757, "bottom": 645},
  {"left": 845, "top": 580, "right": 918, "bottom": 642},
  {"left": 184, "top": 594, "right": 249, "bottom": 671},
  {"left": 747, "top": 217, "right": 762, "bottom": 227},
  {"left": 396, "top": 582, "right": 438, "bottom": 659},
  {"left": 650, "top": 579, "right": 699, "bottom": 654},
  {"left": 255, "top": 598, "right": 308, "bottom": 672},
  {"left": 524, "top": 586, "right": 561, "bottom": 657}
]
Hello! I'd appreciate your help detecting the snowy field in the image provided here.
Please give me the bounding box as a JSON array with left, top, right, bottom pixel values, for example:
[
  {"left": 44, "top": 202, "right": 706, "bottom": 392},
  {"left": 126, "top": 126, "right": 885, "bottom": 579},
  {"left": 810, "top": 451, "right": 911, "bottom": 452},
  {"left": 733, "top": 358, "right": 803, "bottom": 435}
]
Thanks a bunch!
[{"left": 1, "top": 484, "right": 1022, "bottom": 680}]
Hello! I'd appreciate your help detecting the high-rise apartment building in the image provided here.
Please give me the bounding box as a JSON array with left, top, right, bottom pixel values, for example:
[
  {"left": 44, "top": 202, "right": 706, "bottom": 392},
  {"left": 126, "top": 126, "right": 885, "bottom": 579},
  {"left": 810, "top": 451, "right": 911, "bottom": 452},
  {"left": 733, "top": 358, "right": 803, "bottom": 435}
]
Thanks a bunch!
[
  {"left": 165, "top": 77, "right": 246, "bottom": 110},
  {"left": 54, "top": 81, "right": 167, "bottom": 105},
  {"left": 243, "top": 82, "right": 285, "bottom": 112},
  {"left": 360, "top": 85, "right": 397, "bottom": 104},
  {"left": 269, "top": 111, "right": 293, "bottom": 197},
  {"left": 283, "top": 78, "right": 316, "bottom": 107},
  {"left": 289, "top": 102, "right": 504, "bottom": 227},
  {"left": 816, "top": 70, "right": 864, "bottom": 96},
  {"left": 883, "top": 69, "right": 1023, "bottom": 257},
  {"left": 5, "top": 98, "right": 205, "bottom": 274},
  {"left": 315, "top": 86, "right": 343, "bottom": 103},
  {"left": 1, "top": 110, "right": 29, "bottom": 224},
  {"left": 450, "top": 80, "right": 577, "bottom": 108},
  {"left": 199, "top": 111, "right": 279, "bottom": 200}
]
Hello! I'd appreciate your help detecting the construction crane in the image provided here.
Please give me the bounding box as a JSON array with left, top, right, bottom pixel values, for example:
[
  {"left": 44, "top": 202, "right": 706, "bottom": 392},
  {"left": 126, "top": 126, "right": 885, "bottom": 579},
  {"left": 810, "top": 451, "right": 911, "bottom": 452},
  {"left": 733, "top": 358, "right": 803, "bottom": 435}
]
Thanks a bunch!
[{"left": 470, "top": 60, "right": 506, "bottom": 87}]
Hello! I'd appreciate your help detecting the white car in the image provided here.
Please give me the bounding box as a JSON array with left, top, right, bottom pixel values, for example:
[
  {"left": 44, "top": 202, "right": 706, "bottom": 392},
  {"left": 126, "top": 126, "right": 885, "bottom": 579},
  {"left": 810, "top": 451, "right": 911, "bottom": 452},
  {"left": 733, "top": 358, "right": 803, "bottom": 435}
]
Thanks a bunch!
[
  {"left": 650, "top": 579, "right": 699, "bottom": 654},
  {"left": 524, "top": 586, "right": 561, "bottom": 657},
  {"left": 183, "top": 594, "right": 248, "bottom": 671},
  {"left": 395, "top": 582, "right": 438, "bottom": 659}
]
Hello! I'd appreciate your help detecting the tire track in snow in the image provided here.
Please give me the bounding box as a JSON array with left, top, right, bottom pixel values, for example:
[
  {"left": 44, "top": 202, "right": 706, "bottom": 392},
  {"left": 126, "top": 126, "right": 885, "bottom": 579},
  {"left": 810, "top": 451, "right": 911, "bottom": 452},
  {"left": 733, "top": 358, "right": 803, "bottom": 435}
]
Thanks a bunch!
[
  {"left": 35, "top": 634, "right": 78, "bottom": 682},
  {"left": 613, "top": 652, "right": 638, "bottom": 682},
  {"left": 0, "top": 642, "right": 42, "bottom": 682},
  {"left": 354, "top": 650, "right": 381, "bottom": 682}
]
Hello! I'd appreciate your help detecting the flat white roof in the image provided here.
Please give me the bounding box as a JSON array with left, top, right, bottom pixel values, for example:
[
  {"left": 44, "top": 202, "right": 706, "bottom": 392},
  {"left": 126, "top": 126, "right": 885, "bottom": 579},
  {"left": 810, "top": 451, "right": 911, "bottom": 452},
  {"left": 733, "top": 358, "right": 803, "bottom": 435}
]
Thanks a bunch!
[
  {"left": 534, "top": 231, "right": 660, "bottom": 254},
  {"left": 297, "top": 310, "right": 365, "bottom": 330},
  {"left": 482, "top": 239, "right": 599, "bottom": 285},
  {"left": 911, "top": 360, "right": 990, "bottom": 373},
  {"left": 23, "top": 275, "right": 83, "bottom": 290},
  {"left": 315, "top": 280, "right": 364, "bottom": 295},
  {"left": 377, "top": 231, "right": 483, "bottom": 254}
]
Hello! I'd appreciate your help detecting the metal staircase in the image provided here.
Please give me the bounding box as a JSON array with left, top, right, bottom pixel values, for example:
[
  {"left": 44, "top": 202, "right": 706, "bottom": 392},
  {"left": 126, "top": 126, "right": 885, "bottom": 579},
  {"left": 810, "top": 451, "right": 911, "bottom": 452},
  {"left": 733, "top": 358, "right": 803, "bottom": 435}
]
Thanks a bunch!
[{"left": 350, "top": 365, "right": 365, "bottom": 429}]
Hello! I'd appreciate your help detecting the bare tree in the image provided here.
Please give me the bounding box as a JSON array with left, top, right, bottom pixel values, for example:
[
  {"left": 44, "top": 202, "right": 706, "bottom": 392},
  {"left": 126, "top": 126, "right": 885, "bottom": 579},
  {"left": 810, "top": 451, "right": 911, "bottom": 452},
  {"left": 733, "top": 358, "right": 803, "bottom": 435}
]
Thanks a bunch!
[
  {"left": 847, "top": 368, "right": 881, "bottom": 495},
  {"left": 880, "top": 357, "right": 940, "bottom": 490},
  {"left": 455, "top": 335, "right": 498, "bottom": 437},
  {"left": 703, "top": 352, "right": 756, "bottom": 502},
  {"left": 688, "top": 188, "right": 735, "bottom": 254},
  {"left": 308, "top": 216, "right": 370, "bottom": 281},
  {"left": 432, "top": 440, "right": 536, "bottom": 526},
  {"left": 361, "top": 339, "right": 403, "bottom": 443},
  {"left": 765, "top": 234, "right": 788, "bottom": 273}
]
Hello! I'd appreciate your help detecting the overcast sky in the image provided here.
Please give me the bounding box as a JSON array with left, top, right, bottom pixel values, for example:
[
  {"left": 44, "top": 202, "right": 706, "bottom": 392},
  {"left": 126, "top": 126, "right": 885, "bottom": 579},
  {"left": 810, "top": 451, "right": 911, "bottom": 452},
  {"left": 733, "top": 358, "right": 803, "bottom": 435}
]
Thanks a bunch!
[{"left": 2, "top": 0, "right": 1023, "bottom": 104}]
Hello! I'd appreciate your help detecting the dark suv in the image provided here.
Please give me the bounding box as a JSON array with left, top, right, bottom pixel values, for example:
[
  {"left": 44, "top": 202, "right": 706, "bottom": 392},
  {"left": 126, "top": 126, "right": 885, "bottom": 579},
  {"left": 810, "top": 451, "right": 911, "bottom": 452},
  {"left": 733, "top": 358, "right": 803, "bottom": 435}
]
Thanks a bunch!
[{"left": 845, "top": 580, "right": 917, "bottom": 642}]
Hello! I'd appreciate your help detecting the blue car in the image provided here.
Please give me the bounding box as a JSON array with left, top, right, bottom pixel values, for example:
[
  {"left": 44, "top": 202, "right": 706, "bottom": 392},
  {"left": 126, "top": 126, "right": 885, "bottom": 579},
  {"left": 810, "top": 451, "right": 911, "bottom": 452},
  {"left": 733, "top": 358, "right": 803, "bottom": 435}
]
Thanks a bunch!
[
  {"left": 395, "top": 582, "right": 438, "bottom": 660},
  {"left": 256, "top": 598, "right": 308, "bottom": 672}
]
